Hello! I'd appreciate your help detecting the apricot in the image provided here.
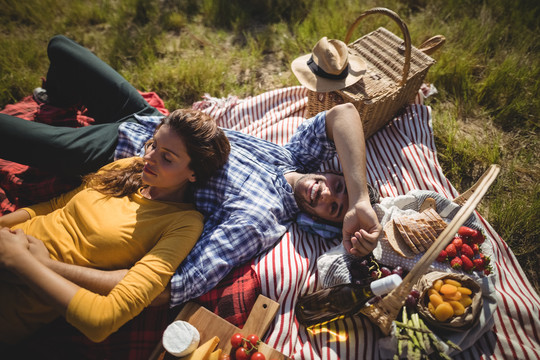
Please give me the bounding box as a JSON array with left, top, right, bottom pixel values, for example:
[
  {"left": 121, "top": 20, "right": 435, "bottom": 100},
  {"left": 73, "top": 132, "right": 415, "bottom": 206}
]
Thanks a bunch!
[
  {"left": 440, "top": 284, "right": 458, "bottom": 295},
  {"left": 459, "top": 295, "right": 473, "bottom": 308},
  {"left": 443, "top": 291, "right": 462, "bottom": 301},
  {"left": 433, "top": 279, "right": 444, "bottom": 292},
  {"left": 449, "top": 300, "right": 466, "bottom": 315},
  {"left": 457, "top": 286, "right": 472, "bottom": 295},
  {"left": 444, "top": 279, "right": 462, "bottom": 287},
  {"left": 428, "top": 288, "right": 439, "bottom": 297},
  {"left": 434, "top": 302, "right": 454, "bottom": 322},
  {"left": 428, "top": 301, "right": 436, "bottom": 315},
  {"left": 429, "top": 293, "right": 444, "bottom": 308}
]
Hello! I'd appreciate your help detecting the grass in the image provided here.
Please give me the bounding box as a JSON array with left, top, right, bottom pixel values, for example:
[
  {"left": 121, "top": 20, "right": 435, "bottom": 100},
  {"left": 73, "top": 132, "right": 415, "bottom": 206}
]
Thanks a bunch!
[{"left": 1, "top": 0, "right": 538, "bottom": 293}]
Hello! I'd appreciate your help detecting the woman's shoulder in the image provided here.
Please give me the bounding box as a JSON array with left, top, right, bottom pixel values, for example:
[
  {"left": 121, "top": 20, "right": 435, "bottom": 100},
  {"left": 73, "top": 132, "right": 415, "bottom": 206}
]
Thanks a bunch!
[
  {"left": 165, "top": 207, "right": 204, "bottom": 236},
  {"left": 173, "top": 206, "right": 204, "bottom": 224}
]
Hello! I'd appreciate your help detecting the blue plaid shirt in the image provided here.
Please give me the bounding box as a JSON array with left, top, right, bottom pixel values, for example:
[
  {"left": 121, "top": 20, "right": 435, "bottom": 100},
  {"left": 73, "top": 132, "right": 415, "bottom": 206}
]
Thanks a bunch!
[{"left": 117, "top": 111, "right": 337, "bottom": 306}]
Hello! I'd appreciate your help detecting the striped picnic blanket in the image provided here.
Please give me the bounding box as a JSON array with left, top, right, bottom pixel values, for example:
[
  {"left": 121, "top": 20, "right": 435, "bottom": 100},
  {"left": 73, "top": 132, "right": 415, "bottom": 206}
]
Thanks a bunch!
[{"left": 197, "top": 86, "right": 540, "bottom": 360}]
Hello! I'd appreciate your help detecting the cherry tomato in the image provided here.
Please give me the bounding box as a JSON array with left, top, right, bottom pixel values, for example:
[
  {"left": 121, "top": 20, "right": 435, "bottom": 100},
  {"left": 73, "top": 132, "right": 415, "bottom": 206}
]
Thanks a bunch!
[
  {"left": 230, "top": 333, "right": 244, "bottom": 348},
  {"left": 219, "top": 354, "right": 231, "bottom": 360},
  {"left": 247, "top": 334, "right": 260, "bottom": 348},
  {"left": 235, "top": 347, "right": 249, "bottom": 360},
  {"left": 250, "top": 352, "right": 266, "bottom": 360}
]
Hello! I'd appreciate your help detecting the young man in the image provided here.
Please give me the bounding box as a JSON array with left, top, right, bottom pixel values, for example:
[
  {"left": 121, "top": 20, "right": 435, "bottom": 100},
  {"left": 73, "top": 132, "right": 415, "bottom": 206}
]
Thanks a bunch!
[{"left": 0, "top": 35, "right": 381, "bottom": 307}]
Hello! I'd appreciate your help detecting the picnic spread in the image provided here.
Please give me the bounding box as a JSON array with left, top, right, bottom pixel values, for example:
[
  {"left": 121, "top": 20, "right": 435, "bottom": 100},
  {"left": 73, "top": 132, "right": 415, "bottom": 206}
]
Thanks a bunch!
[
  {"left": 1, "top": 85, "right": 539, "bottom": 359},
  {"left": 1, "top": 8, "right": 539, "bottom": 359}
]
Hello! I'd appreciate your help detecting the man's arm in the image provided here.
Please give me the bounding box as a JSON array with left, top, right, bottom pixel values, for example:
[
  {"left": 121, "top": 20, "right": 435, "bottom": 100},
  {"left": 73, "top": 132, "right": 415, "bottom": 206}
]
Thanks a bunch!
[{"left": 324, "top": 103, "right": 382, "bottom": 256}]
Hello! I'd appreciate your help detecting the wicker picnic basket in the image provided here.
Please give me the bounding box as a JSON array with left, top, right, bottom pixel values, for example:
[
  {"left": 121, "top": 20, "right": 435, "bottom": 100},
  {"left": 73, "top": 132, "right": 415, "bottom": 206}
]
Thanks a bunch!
[
  {"left": 359, "top": 164, "right": 501, "bottom": 336},
  {"left": 307, "top": 7, "right": 441, "bottom": 139}
]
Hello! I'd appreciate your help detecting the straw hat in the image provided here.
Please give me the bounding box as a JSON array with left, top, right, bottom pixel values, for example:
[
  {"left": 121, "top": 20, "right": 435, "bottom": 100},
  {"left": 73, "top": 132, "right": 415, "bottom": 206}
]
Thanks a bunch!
[{"left": 291, "top": 37, "right": 366, "bottom": 92}]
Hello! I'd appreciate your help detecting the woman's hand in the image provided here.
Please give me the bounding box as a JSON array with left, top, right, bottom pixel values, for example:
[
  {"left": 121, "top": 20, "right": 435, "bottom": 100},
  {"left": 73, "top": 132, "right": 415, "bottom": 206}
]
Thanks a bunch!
[
  {"left": 27, "top": 234, "right": 51, "bottom": 263},
  {"left": 0, "top": 227, "right": 30, "bottom": 269},
  {"left": 0, "top": 209, "right": 31, "bottom": 228}
]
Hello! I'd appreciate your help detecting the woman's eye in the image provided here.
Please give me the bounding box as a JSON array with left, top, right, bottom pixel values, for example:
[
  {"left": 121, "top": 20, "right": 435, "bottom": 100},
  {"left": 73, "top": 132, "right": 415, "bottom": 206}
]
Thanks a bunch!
[
  {"left": 336, "top": 182, "right": 343, "bottom": 193},
  {"left": 331, "top": 203, "right": 338, "bottom": 214},
  {"left": 162, "top": 155, "right": 172, "bottom": 163}
]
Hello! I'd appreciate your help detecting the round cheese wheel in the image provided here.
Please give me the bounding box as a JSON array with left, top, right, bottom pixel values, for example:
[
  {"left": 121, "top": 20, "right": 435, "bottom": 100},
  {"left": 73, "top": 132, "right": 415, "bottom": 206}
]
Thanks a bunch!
[{"left": 162, "top": 320, "right": 200, "bottom": 357}]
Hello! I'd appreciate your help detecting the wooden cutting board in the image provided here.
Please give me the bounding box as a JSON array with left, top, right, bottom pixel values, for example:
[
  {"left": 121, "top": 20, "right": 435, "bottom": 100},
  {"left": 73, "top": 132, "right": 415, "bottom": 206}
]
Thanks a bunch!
[{"left": 149, "top": 295, "right": 289, "bottom": 360}]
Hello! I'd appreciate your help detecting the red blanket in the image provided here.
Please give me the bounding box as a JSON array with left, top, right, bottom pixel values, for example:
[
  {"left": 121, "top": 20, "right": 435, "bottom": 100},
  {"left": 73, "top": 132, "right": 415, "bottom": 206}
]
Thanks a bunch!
[{"left": 0, "top": 94, "right": 260, "bottom": 359}]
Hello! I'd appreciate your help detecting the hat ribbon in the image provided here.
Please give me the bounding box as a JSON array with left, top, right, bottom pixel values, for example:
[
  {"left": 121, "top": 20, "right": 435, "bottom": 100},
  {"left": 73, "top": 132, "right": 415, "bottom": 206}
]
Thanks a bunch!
[{"left": 307, "top": 56, "right": 349, "bottom": 80}]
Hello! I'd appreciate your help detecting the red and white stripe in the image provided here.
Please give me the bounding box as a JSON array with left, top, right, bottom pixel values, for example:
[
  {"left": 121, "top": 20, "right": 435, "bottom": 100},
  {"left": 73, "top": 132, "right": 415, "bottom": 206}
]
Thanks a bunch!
[{"left": 198, "top": 87, "right": 540, "bottom": 359}]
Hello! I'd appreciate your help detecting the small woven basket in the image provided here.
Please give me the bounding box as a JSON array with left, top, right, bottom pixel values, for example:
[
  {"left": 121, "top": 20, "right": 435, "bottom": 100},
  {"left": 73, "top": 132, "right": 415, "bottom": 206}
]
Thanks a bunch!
[{"left": 307, "top": 7, "right": 438, "bottom": 139}]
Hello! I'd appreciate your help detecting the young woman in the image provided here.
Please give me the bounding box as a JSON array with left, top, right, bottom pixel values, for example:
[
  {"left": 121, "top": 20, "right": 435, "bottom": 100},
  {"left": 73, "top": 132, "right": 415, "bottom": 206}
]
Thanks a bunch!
[{"left": 0, "top": 109, "right": 230, "bottom": 344}]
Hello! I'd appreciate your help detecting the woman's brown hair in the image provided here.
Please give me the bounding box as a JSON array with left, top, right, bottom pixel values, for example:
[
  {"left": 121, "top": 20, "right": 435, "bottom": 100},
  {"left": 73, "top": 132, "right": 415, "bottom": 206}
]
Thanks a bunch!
[{"left": 83, "top": 109, "right": 230, "bottom": 198}]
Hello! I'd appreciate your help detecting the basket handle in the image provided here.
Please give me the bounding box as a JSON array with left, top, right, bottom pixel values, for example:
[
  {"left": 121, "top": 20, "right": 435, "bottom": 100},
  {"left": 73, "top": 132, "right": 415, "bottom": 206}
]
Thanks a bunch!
[{"left": 344, "top": 7, "right": 411, "bottom": 86}]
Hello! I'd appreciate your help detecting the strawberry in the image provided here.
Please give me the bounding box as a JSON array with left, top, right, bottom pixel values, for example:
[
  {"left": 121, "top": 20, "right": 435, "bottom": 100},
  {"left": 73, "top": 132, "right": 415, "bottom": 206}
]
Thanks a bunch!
[
  {"left": 479, "top": 253, "right": 491, "bottom": 266},
  {"left": 471, "top": 230, "right": 486, "bottom": 244},
  {"left": 461, "top": 255, "right": 474, "bottom": 272},
  {"left": 484, "top": 268, "right": 492, "bottom": 276},
  {"left": 436, "top": 250, "right": 448, "bottom": 262},
  {"left": 458, "top": 226, "right": 478, "bottom": 239},
  {"left": 473, "top": 258, "right": 485, "bottom": 271},
  {"left": 461, "top": 243, "right": 475, "bottom": 259},
  {"left": 472, "top": 243, "right": 480, "bottom": 254},
  {"left": 450, "top": 256, "right": 462, "bottom": 270},
  {"left": 445, "top": 243, "right": 457, "bottom": 258},
  {"left": 451, "top": 236, "right": 463, "bottom": 250}
]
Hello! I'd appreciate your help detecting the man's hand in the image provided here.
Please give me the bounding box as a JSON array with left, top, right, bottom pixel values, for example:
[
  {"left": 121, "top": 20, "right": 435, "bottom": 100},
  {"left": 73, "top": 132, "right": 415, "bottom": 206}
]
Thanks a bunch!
[{"left": 342, "top": 199, "right": 382, "bottom": 257}]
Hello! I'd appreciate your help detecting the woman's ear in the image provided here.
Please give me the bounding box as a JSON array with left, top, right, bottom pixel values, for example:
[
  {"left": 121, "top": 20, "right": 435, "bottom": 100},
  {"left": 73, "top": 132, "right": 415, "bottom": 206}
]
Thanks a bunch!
[{"left": 189, "top": 173, "right": 197, "bottom": 183}]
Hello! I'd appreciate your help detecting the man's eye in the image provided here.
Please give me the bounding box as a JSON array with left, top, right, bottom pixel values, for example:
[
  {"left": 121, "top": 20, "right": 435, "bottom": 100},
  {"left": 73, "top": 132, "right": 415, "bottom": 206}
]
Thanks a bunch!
[
  {"left": 331, "top": 203, "right": 338, "bottom": 214},
  {"left": 336, "top": 182, "right": 343, "bottom": 193}
]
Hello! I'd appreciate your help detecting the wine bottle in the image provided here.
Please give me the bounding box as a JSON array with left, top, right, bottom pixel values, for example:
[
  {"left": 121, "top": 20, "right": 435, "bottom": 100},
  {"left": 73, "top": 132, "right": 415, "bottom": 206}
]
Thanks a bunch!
[{"left": 296, "top": 274, "right": 402, "bottom": 327}]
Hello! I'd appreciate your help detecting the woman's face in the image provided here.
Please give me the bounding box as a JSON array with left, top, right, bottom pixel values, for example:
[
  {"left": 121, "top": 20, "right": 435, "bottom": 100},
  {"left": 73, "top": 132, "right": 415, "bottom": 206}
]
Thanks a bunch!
[{"left": 141, "top": 124, "right": 195, "bottom": 192}]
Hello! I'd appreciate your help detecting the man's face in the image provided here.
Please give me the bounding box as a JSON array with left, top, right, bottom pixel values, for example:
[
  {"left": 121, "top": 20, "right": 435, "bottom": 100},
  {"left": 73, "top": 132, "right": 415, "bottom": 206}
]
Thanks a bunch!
[{"left": 293, "top": 173, "right": 348, "bottom": 224}]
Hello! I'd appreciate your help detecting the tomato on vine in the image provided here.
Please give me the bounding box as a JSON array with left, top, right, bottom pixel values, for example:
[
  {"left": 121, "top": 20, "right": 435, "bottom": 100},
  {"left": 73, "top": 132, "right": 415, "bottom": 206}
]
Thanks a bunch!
[
  {"left": 247, "top": 334, "right": 260, "bottom": 348},
  {"left": 235, "top": 347, "right": 250, "bottom": 360},
  {"left": 250, "top": 352, "right": 266, "bottom": 360},
  {"left": 230, "top": 333, "right": 244, "bottom": 348}
]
